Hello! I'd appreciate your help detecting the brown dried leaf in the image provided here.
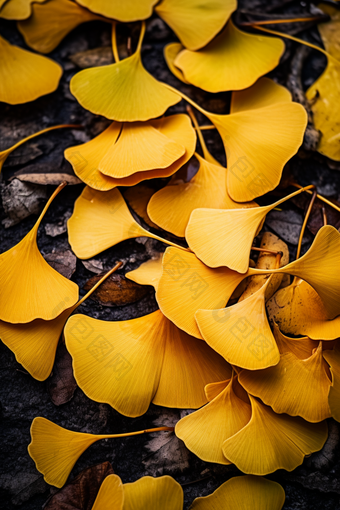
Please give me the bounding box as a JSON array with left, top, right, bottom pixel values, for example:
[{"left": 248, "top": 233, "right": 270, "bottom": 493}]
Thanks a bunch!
[
  {"left": 45, "top": 250, "right": 77, "bottom": 279},
  {"left": 83, "top": 273, "right": 149, "bottom": 307},
  {"left": 1, "top": 179, "right": 48, "bottom": 228},
  {"left": 44, "top": 462, "right": 114, "bottom": 510},
  {"left": 69, "top": 47, "right": 114, "bottom": 69},
  {"left": 48, "top": 343, "right": 77, "bottom": 406},
  {"left": 293, "top": 195, "right": 340, "bottom": 235}
]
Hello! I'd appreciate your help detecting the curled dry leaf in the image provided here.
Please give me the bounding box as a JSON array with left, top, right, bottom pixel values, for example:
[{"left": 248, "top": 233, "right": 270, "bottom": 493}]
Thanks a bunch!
[{"left": 83, "top": 273, "right": 149, "bottom": 307}]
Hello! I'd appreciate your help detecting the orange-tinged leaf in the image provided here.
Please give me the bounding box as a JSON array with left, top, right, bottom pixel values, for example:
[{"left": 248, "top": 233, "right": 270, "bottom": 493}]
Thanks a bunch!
[
  {"left": 123, "top": 476, "right": 183, "bottom": 510},
  {"left": 175, "top": 378, "right": 251, "bottom": 465},
  {"left": 155, "top": 0, "right": 237, "bottom": 50},
  {"left": 0, "top": 34, "right": 62, "bottom": 104},
  {"left": 272, "top": 322, "right": 318, "bottom": 359},
  {"left": 164, "top": 42, "right": 188, "bottom": 83},
  {"left": 191, "top": 475, "right": 285, "bottom": 510},
  {"left": 239, "top": 342, "right": 331, "bottom": 422},
  {"left": 222, "top": 396, "right": 328, "bottom": 475},
  {"left": 17, "top": 0, "right": 100, "bottom": 53},
  {"left": 175, "top": 21, "right": 284, "bottom": 92}
]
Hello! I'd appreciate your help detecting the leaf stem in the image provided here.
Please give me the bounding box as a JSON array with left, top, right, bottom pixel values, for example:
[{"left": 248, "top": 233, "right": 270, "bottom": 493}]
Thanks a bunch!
[{"left": 111, "top": 22, "right": 120, "bottom": 62}]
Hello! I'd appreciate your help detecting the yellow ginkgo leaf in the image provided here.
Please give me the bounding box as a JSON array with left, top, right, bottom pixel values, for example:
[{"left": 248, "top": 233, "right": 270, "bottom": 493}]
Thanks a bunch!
[
  {"left": 164, "top": 42, "right": 188, "bottom": 83},
  {"left": 0, "top": 183, "right": 78, "bottom": 324},
  {"left": 190, "top": 475, "right": 285, "bottom": 510},
  {"left": 99, "top": 122, "right": 185, "bottom": 178},
  {"left": 17, "top": 0, "right": 101, "bottom": 53},
  {"left": 323, "top": 342, "right": 340, "bottom": 422},
  {"left": 28, "top": 417, "right": 172, "bottom": 488},
  {"left": 123, "top": 476, "right": 183, "bottom": 510},
  {"left": 123, "top": 185, "right": 159, "bottom": 228},
  {"left": 0, "top": 124, "right": 77, "bottom": 174},
  {"left": 222, "top": 395, "right": 328, "bottom": 475},
  {"left": 186, "top": 188, "right": 305, "bottom": 273},
  {"left": 267, "top": 278, "right": 340, "bottom": 340},
  {"left": 175, "top": 20, "right": 284, "bottom": 92},
  {"left": 65, "top": 114, "right": 196, "bottom": 191},
  {"left": 0, "top": 0, "right": 45, "bottom": 20},
  {"left": 175, "top": 378, "right": 251, "bottom": 465},
  {"left": 278, "top": 225, "right": 340, "bottom": 319},
  {"left": 272, "top": 321, "right": 318, "bottom": 359},
  {"left": 239, "top": 342, "right": 331, "bottom": 422},
  {"left": 76, "top": 0, "right": 158, "bottom": 22},
  {"left": 0, "top": 34, "right": 62, "bottom": 104},
  {"left": 238, "top": 232, "right": 289, "bottom": 302},
  {"left": 92, "top": 475, "right": 124, "bottom": 510},
  {"left": 230, "top": 76, "right": 292, "bottom": 113},
  {"left": 195, "top": 276, "right": 280, "bottom": 370},
  {"left": 70, "top": 22, "right": 181, "bottom": 121},
  {"left": 0, "top": 263, "right": 121, "bottom": 380},
  {"left": 305, "top": 4, "right": 340, "bottom": 160},
  {"left": 155, "top": 0, "right": 237, "bottom": 51},
  {"left": 67, "top": 187, "right": 184, "bottom": 259},
  {"left": 126, "top": 255, "right": 163, "bottom": 291},
  {"left": 157, "top": 247, "right": 267, "bottom": 339},
  {"left": 172, "top": 82, "right": 307, "bottom": 202},
  {"left": 65, "top": 310, "right": 231, "bottom": 417}
]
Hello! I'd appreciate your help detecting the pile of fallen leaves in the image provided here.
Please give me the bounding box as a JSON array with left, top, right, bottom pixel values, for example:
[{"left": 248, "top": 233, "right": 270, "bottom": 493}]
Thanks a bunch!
[{"left": 1, "top": 0, "right": 340, "bottom": 508}]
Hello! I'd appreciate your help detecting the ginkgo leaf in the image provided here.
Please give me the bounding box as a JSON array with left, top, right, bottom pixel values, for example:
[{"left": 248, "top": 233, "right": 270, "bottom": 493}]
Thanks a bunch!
[
  {"left": 164, "top": 43, "right": 188, "bottom": 83},
  {"left": 126, "top": 255, "right": 163, "bottom": 291},
  {"left": 67, "top": 187, "right": 184, "bottom": 259},
  {"left": 230, "top": 76, "right": 292, "bottom": 113},
  {"left": 239, "top": 342, "right": 331, "bottom": 422},
  {"left": 0, "top": 183, "right": 78, "bottom": 323},
  {"left": 222, "top": 395, "right": 328, "bottom": 475},
  {"left": 0, "top": 124, "right": 76, "bottom": 174},
  {"left": 65, "top": 114, "right": 196, "bottom": 191},
  {"left": 238, "top": 232, "right": 289, "bottom": 303},
  {"left": 190, "top": 475, "right": 285, "bottom": 510},
  {"left": 0, "top": 263, "right": 121, "bottom": 380},
  {"left": 0, "top": 0, "right": 45, "bottom": 20},
  {"left": 186, "top": 188, "right": 305, "bottom": 273},
  {"left": 323, "top": 342, "right": 340, "bottom": 422},
  {"left": 175, "top": 20, "right": 284, "bottom": 92},
  {"left": 175, "top": 378, "right": 251, "bottom": 465},
  {"left": 17, "top": 0, "right": 101, "bottom": 53},
  {"left": 123, "top": 476, "right": 183, "bottom": 510},
  {"left": 155, "top": 0, "right": 237, "bottom": 50},
  {"left": 157, "top": 247, "right": 269, "bottom": 339},
  {"left": 70, "top": 22, "right": 181, "bottom": 121},
  {"left": 28, "top": 417, "right": 172, "bottom": 488},
  {"left": 0, "top": 34, "right": 62, "bottom": 104},
  {"left": 267, "top": 278, "right": 340, "bottom": 340},
  {"left": 76, "top": 0, "right": 158, "bottom": 22},
  {"left": 98, "top": 122, "right": 185, "bottom": 178},
  {"left": 147, "top": 152, "right": 255, "bottom": 238},
  {"left": 92, "top": 475, "right": 124, "bottom": 510},
  {"left": 195, "top": 276, "right": 280, "bottom": 370},
  {"left": 306, "top": 4, "right": 340, "bottom": 160},
  {"left": 65, "top": 310, "right": 231, "bottom": 417},
  {"left": 278, "top": 226, "right": 340, "bottom": 319},
  {"left": 123, "top": 185, "right": 159, "bottom": 228},
  {"left": 272, "top": 321, "right": 318, "bottom": 359},
  {"left": 175, "top": 82, "right": 307, "bottom": 202}
]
